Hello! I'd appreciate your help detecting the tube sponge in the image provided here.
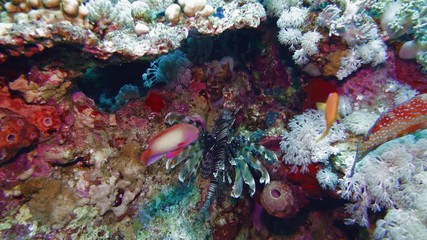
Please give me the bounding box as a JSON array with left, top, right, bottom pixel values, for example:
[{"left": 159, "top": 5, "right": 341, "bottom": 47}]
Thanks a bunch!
[{"left": 260, "top": 180, "right": 306, "bottom": 218}]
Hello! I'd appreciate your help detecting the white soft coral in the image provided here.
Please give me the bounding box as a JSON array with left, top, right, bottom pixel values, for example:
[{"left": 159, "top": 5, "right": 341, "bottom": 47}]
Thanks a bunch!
[
  {"left": 277, "top": 6, "right": 309, "bottom": 29},
  {"left": 264, "top": 0, "right": 303, "bottom": 17},
  {"left": 316, "top": 167, "right": 339, "bottom": 190},
  {"left": 280, "top": 110, "right": 347, "bottom": 172},
  {"left": 374, "top": 208, "right": 427, "bottom": 239},
  {"left": 336, "top": 48, "right": 362, "bottom": 80},
  {"left": 300, "top": 31, "right": 323, "bottom": 56},
  {"left": 278, "top": 28, "right": 302, "bottom": 50},
  {"left": 340, "top": 131, "right": 427, "bottom": 229},
  {"left": 343, "top": 111, "right": 379, "bottom": 135}
]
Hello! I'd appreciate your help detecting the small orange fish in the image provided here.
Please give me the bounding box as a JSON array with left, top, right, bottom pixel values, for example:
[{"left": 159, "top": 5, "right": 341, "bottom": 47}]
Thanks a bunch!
[
  {"left": 350, "top": 93, "right": 427, "bottom": 176},
  {"left": 141, "top": 123, "right": 200, "bottom": 166},
  {"left": 316, "top": 92, "right": 340, "bottom": 141}
]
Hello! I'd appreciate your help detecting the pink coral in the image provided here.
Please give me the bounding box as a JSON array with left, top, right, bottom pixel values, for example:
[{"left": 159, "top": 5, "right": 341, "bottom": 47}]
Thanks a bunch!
[
  {"left": 0, "top": 108, "right": 40, "bottom": 163},
  {"left": 72, "top": 92, "right": 115, "bottom": 129}
]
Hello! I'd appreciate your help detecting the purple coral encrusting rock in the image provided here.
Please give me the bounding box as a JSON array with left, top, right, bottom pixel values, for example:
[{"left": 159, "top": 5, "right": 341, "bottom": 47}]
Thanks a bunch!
[{"left": 260, "top": 180, "right": 307, "bottom": 219}]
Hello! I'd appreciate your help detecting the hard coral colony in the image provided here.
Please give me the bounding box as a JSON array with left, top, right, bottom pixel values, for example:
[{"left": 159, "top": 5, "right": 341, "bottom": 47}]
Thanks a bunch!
[{"left": 0, "top": 0, "right": 427, "bottom": 239}]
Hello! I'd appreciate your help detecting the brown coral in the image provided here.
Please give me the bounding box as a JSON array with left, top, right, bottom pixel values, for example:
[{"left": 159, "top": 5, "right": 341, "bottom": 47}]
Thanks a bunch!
[
  {"left": 23, "top": 178, "right": 80, "bottom": 225},
  {"left": 322, "top": 50, "right": 348, "bottom": 77}
]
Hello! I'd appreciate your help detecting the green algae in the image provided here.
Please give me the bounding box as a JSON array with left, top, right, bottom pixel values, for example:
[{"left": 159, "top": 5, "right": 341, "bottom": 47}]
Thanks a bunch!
[{"left": 135, "top": 183, "right": 210, "bottom": 239}]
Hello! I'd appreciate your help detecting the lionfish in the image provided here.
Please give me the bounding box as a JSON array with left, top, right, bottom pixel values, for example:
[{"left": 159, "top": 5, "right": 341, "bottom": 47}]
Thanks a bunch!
[
  {"left": 142, "top": 109, "right": 278, "bottom": 210},
  {"left": 350, "top": 93, "right": 427, "bottom": 176}
]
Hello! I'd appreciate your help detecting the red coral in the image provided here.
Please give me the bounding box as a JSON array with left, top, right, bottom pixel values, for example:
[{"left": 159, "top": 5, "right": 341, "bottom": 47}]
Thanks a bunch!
[
  {"left": 285, "top": 164, "right": 324, "bottom": 198},
  {"left": 144, "top": 91, "right": 166, "bottom": 113},
  {"left": 303, "top": 78, "right": 338, "bottom": 110},
  {"left": 0, "top": 108, "right": 40, "bottom": 163},
  {"left": 27, "top": 108, "right": 62, "bottom": 138},
  {"left": 0, "top": 92, "right": 62, "bottom": 141}
]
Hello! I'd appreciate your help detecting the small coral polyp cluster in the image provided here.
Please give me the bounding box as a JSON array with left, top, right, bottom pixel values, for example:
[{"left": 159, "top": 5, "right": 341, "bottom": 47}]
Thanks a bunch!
[
  {"left": 265, "top": 0, "right": 427, "bottom": 78},
  {"left": 0, "top": 0, "right": 427, "bottom": 239}
]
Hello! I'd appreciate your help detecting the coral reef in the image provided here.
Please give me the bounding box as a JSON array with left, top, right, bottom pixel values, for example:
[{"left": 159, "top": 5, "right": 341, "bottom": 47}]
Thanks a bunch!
[
  {"left": 340, "top": 131, "right": 427, "bottom": 228},
  {"left": 0, "top": 0, "right": 426, "bottom": 238},
  {"left": 163, "top": 110, "right": 278, "bottom": 208},
  {"left": 376, "top": 0, "right": 427, "bottom": 71},
  {"left": 142, "top": 50, "right": 192, "bottom": 88},
  {"left": 136, "top": 184, "right": 210, "bottom": 239}
]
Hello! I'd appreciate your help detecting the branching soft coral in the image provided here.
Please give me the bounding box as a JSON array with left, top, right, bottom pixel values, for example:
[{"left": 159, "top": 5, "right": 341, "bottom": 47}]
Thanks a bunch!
[
  {"left": 262, "top": 0, "right": 302, "bottom": 17},
  {"left": 343, "top": 111, "right": 379, "bottom": 136},
  {"left": 316, "top": 167, "right": 339, "bottom": 190},
  {"left": 340, "top": 130, "right": 427, "bottom": 230},
  {"left": 270, "top": 0, "right": 387, "bottom": 79},
  {"left": 280, "top": 110, "right": 347, "bottom": 172},
  {"left": 375, "top": 208, "right": 427, "bottom": 239}
]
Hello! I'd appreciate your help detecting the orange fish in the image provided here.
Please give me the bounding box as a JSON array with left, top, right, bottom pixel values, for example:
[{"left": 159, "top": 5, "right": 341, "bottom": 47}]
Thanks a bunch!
[
  {"left": 141, "top": 123, "right": 200, "bottom": 166},
  {"left": 350, "top": 93, "right": 427, "bottom": 176},
  {"left": 316, "top": 92, "right": 340, "bottom": 141}
]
